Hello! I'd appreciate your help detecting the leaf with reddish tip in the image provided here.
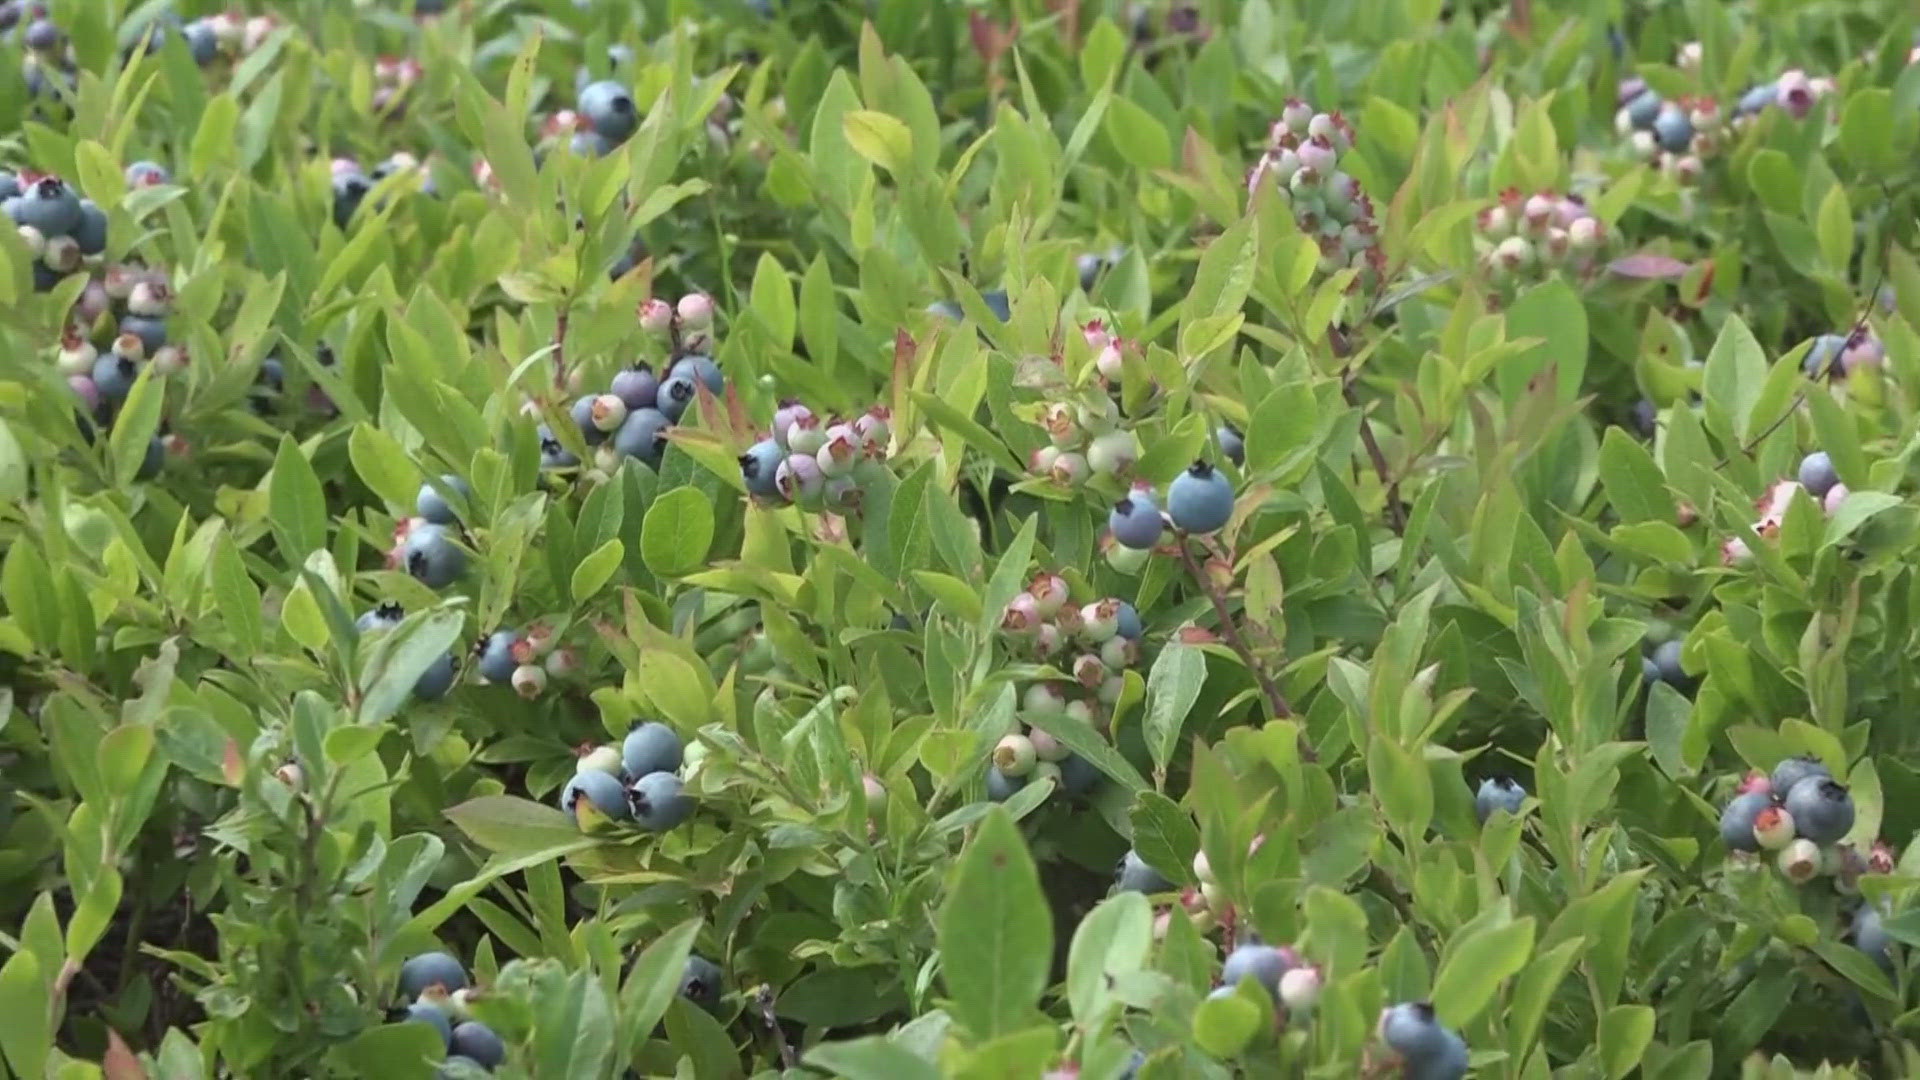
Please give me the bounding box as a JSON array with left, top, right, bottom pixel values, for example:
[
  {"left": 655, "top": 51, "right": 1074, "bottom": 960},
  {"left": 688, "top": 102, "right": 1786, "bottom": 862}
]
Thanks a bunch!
[{"left": 1608, "top": 253, "right": 1690, "bottom": 279}]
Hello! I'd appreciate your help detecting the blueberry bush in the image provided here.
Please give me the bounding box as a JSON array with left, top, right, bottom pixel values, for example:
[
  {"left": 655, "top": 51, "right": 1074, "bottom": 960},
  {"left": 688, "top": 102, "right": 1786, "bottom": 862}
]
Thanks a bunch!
[{"left": 4, "top": 0, "right": 1920, "bottom": 1077}]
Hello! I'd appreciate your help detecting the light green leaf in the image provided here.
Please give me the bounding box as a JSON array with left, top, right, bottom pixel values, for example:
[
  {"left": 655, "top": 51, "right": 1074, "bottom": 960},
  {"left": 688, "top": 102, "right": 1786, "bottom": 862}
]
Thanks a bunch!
[{"left": 937, "top": 806, "right": 1052, "bottom": 1040}]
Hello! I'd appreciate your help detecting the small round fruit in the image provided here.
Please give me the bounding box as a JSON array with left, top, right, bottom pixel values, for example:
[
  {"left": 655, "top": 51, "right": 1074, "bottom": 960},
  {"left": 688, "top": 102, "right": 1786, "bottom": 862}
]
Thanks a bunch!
[
  {"left": 775, "top": 453, "right": 826, "bottom": 507},
  {"left": 1770, "top": 756, "right": 1831, "bottom": 795},
  {"left": 1220, "top": 944, "right": 1291, "bottom": 1000},
  {"left": 416, "top": 475, "right": 471, "bottom": 525},
  {"left": 1109, "top": 492, "right": 1165, "bottom": 550},
  {"left": 11, "top": 176, "right": 80, "bottom": 236},
  {"left": 612, "top": 407, "right": 672, "bottom": 467},
  {"left": 1059, "top": 755, "right": 1099, "bottom": 797},
  {"left": 1474, "top": 776, "right": 1525, "bottom": 823},
  {"left": 611, "top": 363, "right": 660, "bottom": 409},
  {"left": 1166, "top": 461, "right": 1235, "bottom": 533},
  {"left": 1855, "top": 903, "right": 1894, "bottom": 970},
  {"left": 91, "top": 352, "right": 140, "bottom": 405},
  {"left": 1115, "top": 849, "right": 1174, "bottom": 894},
  {"left": 477, "top": 631, "right": 520, "bottom": 683},
  {"left": 985, "top": 767, "right": 1026, "bottom": 802},
  {"left": 448, "top": 1022, "right": 505, "bottom": 1069},
  {"left": 510, "top": 663, "right": 547, "bottom": 698},
  {"left": 571, "top": 395, "right": 609, "bottom": 446},
  {"left": 577, "top": 79, "right": 639, "bottom": 143},
  {"left": 631, "top": 771, "right": 694, "bottom": 830},
  {"left": 400, "top": 1000, "right": 453, "bottom": 1047},
  {"left": 1782, "top": 776, "right": 1854, "bottom": 844},
  {"left": 577, "top": 745, "right": 623, "bottom": 776},
  {"left": 740, "top": 438, "right": 785, "bottom": 499},
  {"left": 413, "top": 654, "right": 457, "bottom": 700},
  {"left": 1752, "top": 805, "right": 1797, "bottom": 851},
  {"left": 1379, "top": 1002, "right": 1453, "bottom": 1062},
  {"left": 993, "top": 734, "right": 1037, "bottom": 777},
  {"left": 655, "top": 374, "right": 698, "bottom": 423},
  {"left": 1279, "top": 966, "right": 1323, "bottom": 1011},
  {"left": 1797, "top": 451, "right": 1839, "bottom": 499},
  {"left": 1216, "top": 425, "right": 1245, "bottom": 466},
  {"left": 680, "top": 955, "right": 724, "bottom": 1013},
  {"left": 560, "top": 769, "right": 631, "bottom": 822},
  {"left": 1719, "top": 790, "right": 1771, "bottom": 854},
  {"left": 621, "top": 722, "right": 683, "bottom": 778},
  {"left": 670, "top": 354, "right": 723, "bottom": 395},
  {"left": 398, "top": 952, "right": 470, "bottom": 998},
  {"left": 1777, "top": 837, "right": 1823, "bottom": 884},
  {"left": 401, "top": 524, "right": 467, "bottom": 589}
]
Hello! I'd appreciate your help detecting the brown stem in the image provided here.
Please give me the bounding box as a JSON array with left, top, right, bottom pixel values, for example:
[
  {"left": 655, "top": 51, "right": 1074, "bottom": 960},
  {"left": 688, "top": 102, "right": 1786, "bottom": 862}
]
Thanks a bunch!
[
  {"left": 1343, "top": 378, "right": 1406, "bottom": 534},
  {"left": 756, "top": 985, "right": 798, "bottom": 1070},
  {"left": 1174, "top": 533, "right": 1312, "bottom": 761},
  {"left": 552, "top": 308, "right": 571, "bottom": 392}
]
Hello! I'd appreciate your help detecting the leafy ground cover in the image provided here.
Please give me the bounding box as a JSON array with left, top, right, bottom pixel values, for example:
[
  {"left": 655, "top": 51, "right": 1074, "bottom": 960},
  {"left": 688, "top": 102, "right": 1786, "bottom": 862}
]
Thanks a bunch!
[{"left": 1, "top": 0, "right": 1919, "bottom": 1077}]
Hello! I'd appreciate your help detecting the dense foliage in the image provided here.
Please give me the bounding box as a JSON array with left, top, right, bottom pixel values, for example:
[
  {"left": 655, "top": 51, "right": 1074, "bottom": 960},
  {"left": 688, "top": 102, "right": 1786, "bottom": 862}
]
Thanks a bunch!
[{"left": 4, "top": 0, "right": 1920, "bottom": 1077}]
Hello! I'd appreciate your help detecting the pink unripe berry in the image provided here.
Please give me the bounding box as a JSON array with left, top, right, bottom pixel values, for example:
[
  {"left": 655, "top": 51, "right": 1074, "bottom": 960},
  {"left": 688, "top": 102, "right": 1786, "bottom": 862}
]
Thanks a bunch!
[
  {"left": 775, "top": 453, "right": 825, "bottom": 505},
  {"left": 1522, "top": 192, "right": 1557, "bottom": 232},
  {"left": 43, "top": 235, "right": 81, "bottom": 273},
  {"left": 1072, "top": 653, "right": 1108, "bottom": 690},
  {"left": 1029, "top": 574, "right": 1069, "bottom": 617},
  {"left": 1721, "top": 536, "right": 1753, "bottom": 567},
  {"left": 1492, "top": 235, "right": 1533, "bottom": 272},
  {"left": 55, "top": 335, "right": 96, "bottom": 376},
  {"left": 1479, "top": 204, "right": 1513, "bottom": 239},
  {"left": 1001, "top": 592, "right": 1042, "bottom": 636},
  {"left": 1043, "top": 402, "right": 1081, "bottom": 448},
  {"left": 1082, "top": 319, "right": 1111, "bottom": 350},
  {"left": 676, "top": 292, "right": 714, "bottom": 330},
  {"left": 113, "top": 332, "right": 146, "bottom": 362},
  {"left": 128, "top": 280, "right": 172, "bottom": 317},
  {"left": 151, "top": 345, "right": 188, "bottom": 376},
  {"left": 639, "top": 298, "right": 674, "bottom": 335},
  {"left": 1023, "top": 682, "right": 1068, "bottom": 717},
  {"left": 1028, "top": 727, "right": 1069, "bottom": 762},
  {"left": 275, "top": 762, "right": 304, "bottom": 789},
  {"left": 786, "top": 415, "right": 826, "bottom": 456},
  {"left": 1752, "top": 805, "right": 1796, "bottom": 850},
  {"left": 1031, "top": 622, "right": 1063, "bottom": 658},
  {"left": 544, "top": 648, "right": 578, "bottom": 677},
  {"left": 67, "top": 375, "right": 98, "bottom": 409},
  {"left": 1049, "top": 451, "right": 1089, "bottom": 486},
  {"left": 1279, "top": 966, "right": 1323, "bottom": 1011},
  {"left": 1824, "top": 484, "right": 1850, "bottom": 515},
  {"left": 1281, "top": 99, "right": 1313, "bottom": 134},
  {"left": 590, "top": 394, "right": 628, "bottom": 432},
  {"left": 1568, "top": 216, "right": 1602, "bottom": 250},
  {"left": 1079, "top": 600, "right": 1120, "bottom": 643},
  {"left": 1298, "top": 135, "right": 1337, "bottom": 175},
  {"left": 852, "top": 407, "right": 891, "bottom": 456},
  {"left": 1100, "top": 636, "right": 1138, "bottom": 670},
  {"left": 1095, "top": 341, "right": 1124, "bottom": 381},
  {"left": 816, "top": 424, "right": 860, "bottom": 477}
]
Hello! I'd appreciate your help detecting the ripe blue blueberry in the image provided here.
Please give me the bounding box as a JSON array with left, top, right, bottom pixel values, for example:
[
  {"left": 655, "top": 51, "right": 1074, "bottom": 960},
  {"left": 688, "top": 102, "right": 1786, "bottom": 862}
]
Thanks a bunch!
[
  {"left": 1109, "top": 493, "right": 1165, "bottom": 550},
  {"left": 11, "top": 176, "right": 79, "bottom": 236},
  {"left": 398, "top": 952, "right": 470, "bottom": 998},
  {"left": 577, "top": 80, "right": 639, "bottom": 144},
  {"left": 1718, "top": 790, "right": 1771, "bottom": 853},
  {"left": 1167, "top": 461, "right": 1235, "bottom": 533},
  {"left": 477, "top": 631, "right": 520, "bottom": 683},
  {"left": 119, "top": 315, "right": 167, "bottom": 356},
  {"left": 182, "top": 20, "right": 217, "bottom": 65},
  {"left": 611, "top": 363, "right": 659, "bottom": 410},
  {"left": 1651, "top": 104, "right": 1693, "bottom": 152},
  {"left": 622, "top": 722, "right": 683, "bottom": 779},
  {"left": 1474, "top": 776, "right": 1525, "bottom": 823},
  {"left": 1644, "top": 639, "right": 1691, "bottom": 692},
  {"left": 925, "top": 299, "right": 964, "bottom": 321},
  {"left": 0, "top": 170, "right": 16, "bottom": 199},
  {"left": 1114, "top": 849, "right": 1174, "bottom": 894},
  {"left": 1216, "top": 425, "right": 1245, "bottom": 466},
  {"left": 332, "top": 172, "right": 371, "bottom": 230},
  {"left": 1782, "top": 776, "right": 1854, "bottom": 844},
  {"left": 1380, "top": 1002, "right": 1458, "bottom": 1065},
  {"left": 402, "top": 523, "right": 467, "bottom": 588},
  {"left": 1221, "top": 944, "right": 1292, "bottom": 1000},
  {"left": 613, "top": 406, "right": 671, "bottom": 467},
  {"left": 1797, "top": 451, "right": 1838, "bottom": 499},
  {"left": 91, "top": 353, "right": 138, "bottom": 405},
  {"left": 1735, "top": 82, "right": 1777, "bottom": 117},
  {"left": 569, "top": 130, "right": 613, "bottom": 158},
  {"left": 739, "top": 438, "right": 785, "bottom": 499},
  {"left": 680, "top": 954, "right": 724, "bottom": 1013},
  {"left": 1624, "top": 89, "right": 1662, "bottom": 129},
  {"left": 413, "top": 653, "right": 457, "bottom": 700},
  {"left": 560, "top": 769, "right": 632, "bottom": 823},
  {"left": 631, "top": 771, "right": 694, "bottom": 830},
  {"left": 357, "top": 602, "right": 405, "bottom": 635},
  {"left": 655, "top": 374, "right": 698, "bottom": 423},
  {"left": 670, "top": 355, "right": 723, "bottom": 395},
  {"left": 982, "top": 290, "right": 1011, "bottom": 322},
  {"left": 401, "top": 1000, "right": 453, "bottom": 1047},
  {"left": 448, "top": 1022, "right": 505, "bottom": 1069},
  {"left": 417, "top": 475, "right": 471, "bottom": 525},
  {"left": 1114, "top": 601, "right": 1143, "bottom": 641},
  {"left": 537, "top": 424, "right": 578, "bottom": 469},
  {"left": 1076, "top": 252, "right": 1104, "bottom": 292},
  {"left": 136, "top": 436, "right": 164, "bottom": 481},
  {"left": 1059, "top": 754, "right": 1099, "bottom": 797},
  {"left": 1803, "top": 334, "right": 1848, "bottom": 378},
  {"left": 1409, "top": 1029, "right": 1469, "bottom": 1080},
  {"left": 22, "top": 16, "right": 59, "bottom": 52},
  {"left": 571, "top": 395, "right": 609, "bottom": 446},
  {"left": 1770, "top": 755, "right": 1830, "bottom": 796},
  {"left": 72, "top": 199, "right": 106, "bottom": 256},
  {"left": 1854, "top": 903, "right": 1894, "bottom": 971},
  {"left": 985, "top": 767, "right": 1026, "bottom": 802}
]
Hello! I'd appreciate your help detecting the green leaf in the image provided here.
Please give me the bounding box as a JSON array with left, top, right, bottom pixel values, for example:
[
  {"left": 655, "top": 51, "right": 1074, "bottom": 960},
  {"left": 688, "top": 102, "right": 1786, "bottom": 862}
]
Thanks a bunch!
[
  {"left": 109, "top": 363, "right": 165, "bottom": 487},
  {"left": 1598, "top": 1004, "right": 1655, "bottom": 1079},
  {"left": 1814, "top": 184, "right": 1852, "bottom": 273},
  {"left": 937, "top": 806, "right": 1052, "bottom": 1040},
  {"left": 749, "top": 252, "right": 796, "bottom": 352},
  {"left": 357, "top": 607, "right": 465, "bottom": 727},
  {"left": 1190, "top": 988, "right": 1262, "bottom": 1059},
  {"left": 0, "top": 948, "right": 49, "bottom": 1080},
  {"left": 349, "top": 423, "right": 422, "bottom": 512},
  {"left": 1024, "top": 708, "right": 1149, "bottom": 793},
  {"left": 1065, "top": 892, "right": 1152, "bottom": 1024},
  {"left": 1431, "top": 916, "right": 1534, "bottom": 1029},
  {"left": 1103, "top": 95, "right": 1170, "bottom": 170},
  {"left": 618, "top": 919, "right": 702, "bottom": 1042},
  {"left": 445, "top": 796, "right": 584, "bottom": 857},
  {"left": 333, "top": 1019, "right": 448, "bottom": 1079},
  {"left": 570, "top": 539, "right": 625, "bottom": 602},
  {"left": 1142, "top": 645, "right": 1206, "bottom": 778},
  {"left": 1368, "top": 735, "right": 1434, "bottom": 842},
  {"left": 1128, "top": 791, "right": 1199, "bottom": 886},
  {"left": 188, "top": 93, "right": 239, "bottom": 176},
  {"left": 1840, "top": 88, "right": 1895, "bottom": 173},
  {"left": 1823, "top": 491, "right": 1902, "bottom": 547},
  {"left": 804, "top": 1038, "right": 942, "bottom": 1080},
  {"left": 1702, "top": 315, "right": 1767, "bottom": 443},
  {"left": 1500, "top": 279, "right": 1588, "bottom": 404},
  {"left": 269, "top": 435, "right": 328, "bottom": 566},
  {"left": 639, "top": 487, "right": 715, "bottom": 578},
  {"left": 842, "top": 110, "right": 914, "bottom": 175},
  {"left": 1597, "top": 427, "right": 1671, "bottom": 524},
  {"left": 1184, "top": 213, "right": 1256, "bottom": 324}
]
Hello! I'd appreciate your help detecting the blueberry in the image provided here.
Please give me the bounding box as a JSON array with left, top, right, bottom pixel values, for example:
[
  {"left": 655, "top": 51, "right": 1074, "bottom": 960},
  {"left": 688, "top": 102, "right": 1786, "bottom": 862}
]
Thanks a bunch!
[
  {"left": 560, "top": 769, "right": 632, "bottom": 822},
  {"left": 401, "top": 1000, "right": 453, "bottom": 1047},
  {"left": 621, "top": 722, "right": 683, "bottom": 778},
  {"left": 91, "top": 353, "right": 139, "bottom": 405},
  {"left": 577, "top": 80, "right": 639, "bottom": 144},
  {"left": 1221, "top": 944, "right": 1292, "bottom": 1001},
  {"left": 182, "top": 19, "right": 218, "bottom": 65},
  {"left": 982, "top": 290, "right": 1011, "bottom": 322},
  {"left": 1114, "top": 849, "right": 1174, "bottom": 893},
  {"left": 1782, "top": 776, "right": 1854, "bottom": 844},
  {"left": 256, "top": 357, "right": 285, "bottom": 393},
  {"left": 1077, "top": 252, "right": 1104, "bottom": 292},
  {"left": 670, "top": 355, "right": 723, "bottom": 395},
  {"left": 1718, "top": 790, "right": 1772, "bottom": 853},
  {"left": 72, "top": 199, "right": 106, "bottom": 256},
  {"left": 1855, "top": 903, "right": 1894, "bottom": 971},
  {"left": 1652, "top": 104, "right": 1694, "bottom": 153},
  {"left": 925, "top": 299, "right": 964, "bottom": 321},
  {"left": 1059, "top": 754, "right": 1099, "bottom": 796},
  {"left": 1166, "top": 461, "right": 1235, "bottom": 533},
  {"left": 739, "top": 438, "right": 785, "bottom": 499},
  {"left": 1408, "top": 1029, "right": 1469, "bottom": 1080},
  {"left": 1644, "top": 639, "right": 1691, "bottom": 691},
  {"left": 357, "top": 602, "right": 406, "bottom": 634},
  {"left": 1735, "top": 82, "right": 1777, "bottom": 117},
  {"left": 537, "top": 424, "right": 578, "bottom": 469},
  {"left": 11, "top": 176, "right": 80, "bottom": 236},
  {"left": 610, "top": 363, "right": 659, "bottom": 410},
  {"left": 1114, "top": 601, "right": 1142, "bottom": 641},
  {"left": 414, "top": 475, "right": 469, "bottom": 525},
  {"left": 477, "top": 630, "right": 520, "bottom": 683},
  {"left": 136, "top": 436, "right": 164, "bottom": 480},
  {"left": 1216, "top": 425, "right": 1245, "bottom": 466},
  {"left": 1474, "top": 776, "right": 1525, "bottom": 823},
  {"left": 332, "top": 172, "right": 371, "bottom": 230},
  {"left": 1770, "top": 755, "right": 1831, "bottom": 796},
  {"left": 1109, "top": 493, "right": 1165, "bottom": 550},
  {"left": 612, "top": 406, "right": 671, "bottom": 467},
  {"left": 448, "top": 1021, "right": 505, "bottom": 1069},
  {"left": 119, "top": 315, "right": 167, "bottom": 356},
  {"left": 1803, "top": 334, "right": 1848, "bottom": 378},
  {"left": 1624, "top": 89, "right": 1663, "bottom": 130},
  {"left": 1379, "top": 1002, "right": 1455, "bottom": 1063},
  {"left": 398, "top": 952, "right": 470, "bottom": 998},
  {"left": 569, "top": 130, "right": 614, "bottom": 158},
  {"left": 631, "top": 771, "right": 693, "bottom": 830},
  {"left": 680, "top": 955, "right": 724, "bottom": 1013},
  {"left": 1798, "top": 451, "right": 1838, "bottom": 499},
  {"left": 22, "top": 18, "right": 59, "bottom": 53},
  {"left": 402, "top": 523, "right": 467, "bottom": 589},
  {"left": 655, "top": 374, "right": 698, "bottom": 423},
  {"left": 985, "top": 767, "right": 1026, "bottom": 802},
  {"left": 413, "top": 653, "right": 457, "bottom": 700},
  {"left": 570, "top": 395, "right": 609, "bottom": 446}
]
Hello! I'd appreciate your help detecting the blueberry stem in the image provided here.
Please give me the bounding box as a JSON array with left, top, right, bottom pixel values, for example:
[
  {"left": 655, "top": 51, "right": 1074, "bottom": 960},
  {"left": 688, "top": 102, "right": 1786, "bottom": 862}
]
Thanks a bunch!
[
  {"left": 755, "top": 984, "right": 797, "bottom": 1070},
  {"left": 553, "top": 306, "right": 571, "bottom": 391},
  {"left": 1172, "top": 530, "right": 1309, "bottom": 760}
]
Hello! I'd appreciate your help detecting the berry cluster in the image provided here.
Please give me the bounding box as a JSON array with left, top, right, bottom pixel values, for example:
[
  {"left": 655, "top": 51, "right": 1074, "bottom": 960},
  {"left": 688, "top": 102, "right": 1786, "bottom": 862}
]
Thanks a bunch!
[
  {"left": 556, "top": 721, "right": 696, "bottom": 834},
  {"left": 1107, "top": 461, "right": 1239, "bottom": 550},
  {"left": 550, "top": 78, "right": 640, "bottom": 159},
  {"left": 1475, "top": 188, "right": 1607, "bottom": 282},
  {"left": 1026, "top": 391, "right": 1136, "bottom": 491},
  {"left": 987, "top": 580, "right": 1142, "bottom": 803},
  {"left": 1718, "top": 449, "right": 1853, "bottom": 566},
  {"left": 55, "top": 258, "right": 179, "bottom": 475},
  {"left": 388, "top": 475, "right": 477, "bottom": 589},
  {"left": 1245, "top": 98, "right": 1385, "bottom": 289},
  {"left": 738, "top": 401, "right": 893, "bottom": 513},
  {"left": 392, "top": 952, "right": 506, "bottom": 1074},
  {"left": 1613, "top": 77, "right": 1723, "bottom": 183},
  {"left": 538, "top": 293, "right": 723, "bottom": 474},
  {"left": 1718, "top": 756, "right": 1882, "bottom": 888},
  {"left": 332, "top": 152, "right": 438, "bottom": 230},
  {"left": 472, "top": 618, "right": 577, "bottom": 699},
  {"left": 5, "top": 171, "right": 107, "bottom": 292}
]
